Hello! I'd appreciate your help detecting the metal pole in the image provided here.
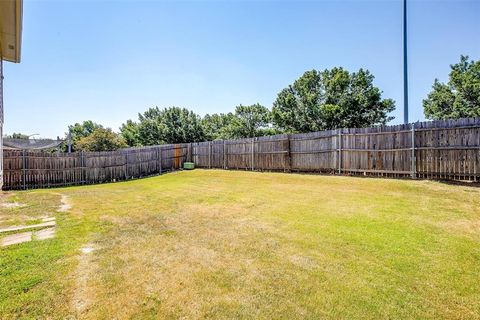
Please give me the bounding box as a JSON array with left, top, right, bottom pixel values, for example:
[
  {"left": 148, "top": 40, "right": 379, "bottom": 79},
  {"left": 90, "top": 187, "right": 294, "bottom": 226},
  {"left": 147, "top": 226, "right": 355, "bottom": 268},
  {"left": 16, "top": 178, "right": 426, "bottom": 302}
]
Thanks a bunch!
[{"left": 403, "top": 0, "right": 409, "bottom": 124}]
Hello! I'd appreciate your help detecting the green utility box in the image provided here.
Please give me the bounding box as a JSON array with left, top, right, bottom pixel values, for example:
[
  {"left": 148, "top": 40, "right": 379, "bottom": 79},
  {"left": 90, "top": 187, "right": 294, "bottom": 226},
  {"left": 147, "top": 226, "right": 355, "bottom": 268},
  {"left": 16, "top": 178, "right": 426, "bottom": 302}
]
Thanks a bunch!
[{"left": 183, "top": 162, "right": 195, "bottom": 170}]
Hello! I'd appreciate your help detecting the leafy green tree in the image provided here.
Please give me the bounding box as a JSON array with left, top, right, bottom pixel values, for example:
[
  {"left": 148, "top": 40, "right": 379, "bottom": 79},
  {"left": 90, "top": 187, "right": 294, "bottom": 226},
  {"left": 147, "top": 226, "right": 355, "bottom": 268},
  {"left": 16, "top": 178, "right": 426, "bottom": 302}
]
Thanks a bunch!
[
  {"left": 201, "top": 113, "right": 235, "bottom": 140},
  {"left": 423, "top": 56, "right": 480, "bottom": 120},
  {"left": 68, "top": 120, "right": 103, "bottom": 144},
  {"left": 122, "top": 107, "right": 205, "bottom": 145},
  {"left": 74, "top": 127, "right": 127, "bottom": 152},
  {"left": 120, "top": 120, "right": 141, "bottom": 147},
  {"left": 136, "top": 108, "right": 165, "bottom": 145},
  {"left": 227, "top": 104, "right": 274, "bottom": 138},
  {"left": 272, "top": 68, "right": 395, "bottom": 133},
  {"left": 160, "top": 107, "right": 205, "bottom": 143}
]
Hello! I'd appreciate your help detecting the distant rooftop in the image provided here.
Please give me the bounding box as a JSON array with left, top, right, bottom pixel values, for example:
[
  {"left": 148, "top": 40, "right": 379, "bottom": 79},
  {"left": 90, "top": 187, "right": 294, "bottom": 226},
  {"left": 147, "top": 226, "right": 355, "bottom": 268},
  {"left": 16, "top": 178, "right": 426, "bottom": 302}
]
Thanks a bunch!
[{"left": 3, "top": 138, "right": 64, "bottom": 150}]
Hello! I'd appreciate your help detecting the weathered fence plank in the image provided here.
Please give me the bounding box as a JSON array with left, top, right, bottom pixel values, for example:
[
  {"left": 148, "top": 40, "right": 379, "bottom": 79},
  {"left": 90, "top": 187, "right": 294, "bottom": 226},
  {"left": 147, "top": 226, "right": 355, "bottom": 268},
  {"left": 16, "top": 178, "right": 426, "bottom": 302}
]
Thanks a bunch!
[
  {"left": 192, "top": 117, "right": 480, "bottom": 181},
  {"left": 3, "top": 144, "right": 189, "bottom": 190}
]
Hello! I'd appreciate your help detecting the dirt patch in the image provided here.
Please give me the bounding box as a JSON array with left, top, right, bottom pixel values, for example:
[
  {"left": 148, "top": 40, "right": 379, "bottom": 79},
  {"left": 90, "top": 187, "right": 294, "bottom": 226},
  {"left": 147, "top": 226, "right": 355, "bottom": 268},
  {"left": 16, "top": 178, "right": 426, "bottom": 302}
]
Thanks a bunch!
[
  {"left": 35, "top": 227, "right": 56, "bottom": 240},
  {"left": 81, "top": 246, "right": 95, "bottom": 254},
  {"left": 72, "top": 244, "right": 97, "bottom": 315},
  {"left": 1, "top": 202, "right": 26, "bottom": 209},
  {"left": 58, "top": 195, "right": 72, "bottom": 212},
  {"left": 289, "top": 255, "right": 318, "bottom": 270},
  {"left": 436, "top": 218, "right": 480, "bottom": 238}
]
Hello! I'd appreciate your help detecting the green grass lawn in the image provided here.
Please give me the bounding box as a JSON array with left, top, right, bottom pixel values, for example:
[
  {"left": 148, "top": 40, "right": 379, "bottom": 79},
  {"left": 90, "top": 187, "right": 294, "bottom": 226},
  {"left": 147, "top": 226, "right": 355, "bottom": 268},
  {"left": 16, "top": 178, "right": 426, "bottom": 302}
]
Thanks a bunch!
[{"left": 1, "top": 170, "right": 479, "bottom": 319}]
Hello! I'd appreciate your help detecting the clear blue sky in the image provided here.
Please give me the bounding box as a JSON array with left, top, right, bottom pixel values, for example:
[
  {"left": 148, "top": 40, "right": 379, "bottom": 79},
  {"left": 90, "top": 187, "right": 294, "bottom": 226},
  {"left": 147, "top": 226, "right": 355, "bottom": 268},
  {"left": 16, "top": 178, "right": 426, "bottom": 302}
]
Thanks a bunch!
[{"left": 3, "top": 0, "right": 480, "bottom": 138}]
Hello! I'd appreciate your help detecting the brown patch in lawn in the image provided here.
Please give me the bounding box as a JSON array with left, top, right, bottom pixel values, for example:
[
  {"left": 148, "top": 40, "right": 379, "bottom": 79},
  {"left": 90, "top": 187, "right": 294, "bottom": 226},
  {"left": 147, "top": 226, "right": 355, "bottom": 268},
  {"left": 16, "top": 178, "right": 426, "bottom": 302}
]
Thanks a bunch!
[
  {"left": 58, "top": 194, "right": 72, "bottom": 212},
  {"left": 1, "top": 202, "right": 26, "bottom": 209},
  {"left": 289, "top": 255, "right": 318, "bottom": 270},
  {"left": 73, "top": 203, "right": 287, "bottom": 318},
  {"left": 72, "top": 244, "right": 98, "bottom": 316},
  {"left": 436, "top": 219, "right": 480, "bottom": 238}
]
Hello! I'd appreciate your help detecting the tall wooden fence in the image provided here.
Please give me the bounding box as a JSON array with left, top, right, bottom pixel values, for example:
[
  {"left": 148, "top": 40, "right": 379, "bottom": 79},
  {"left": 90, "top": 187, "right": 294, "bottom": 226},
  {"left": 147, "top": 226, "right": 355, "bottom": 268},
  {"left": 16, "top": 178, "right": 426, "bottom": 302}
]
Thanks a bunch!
[
  {"left": 3, "top": 144, "right": 190, "bottom": 190},
  {"left": 193, "top": 117, "right": 480, "bottom": 181},
  {"left": 3, "top": 118, "right": 480, "bottom": 190}
]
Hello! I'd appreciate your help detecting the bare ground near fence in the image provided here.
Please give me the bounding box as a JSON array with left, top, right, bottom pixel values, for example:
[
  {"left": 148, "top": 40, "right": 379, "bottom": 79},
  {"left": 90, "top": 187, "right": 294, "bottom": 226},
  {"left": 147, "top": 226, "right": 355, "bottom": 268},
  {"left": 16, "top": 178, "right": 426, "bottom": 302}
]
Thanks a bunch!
[{"left": 3, "top": 117, "right": 480, "bottom": 190}]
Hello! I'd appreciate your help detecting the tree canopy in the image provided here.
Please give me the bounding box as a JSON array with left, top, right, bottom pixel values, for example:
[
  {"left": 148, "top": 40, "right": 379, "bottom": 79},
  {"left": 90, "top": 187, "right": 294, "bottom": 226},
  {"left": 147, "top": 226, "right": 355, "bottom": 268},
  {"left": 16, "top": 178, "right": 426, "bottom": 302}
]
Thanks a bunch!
[
  {"left": 201, "top": 113, "right": 235, "bottom": 141},
  {"left": 74, "top": 127, "right": 127, "bottom": 152},
  {"left": 272, "top": 68, "right": 395, "bottom": 133},
  {"left": 120, "top": 107, "right": 205, "bottom": 146},
  {"left": 119, "top": 120, "right": 141, "bottom": 147},
  {"left": 227, "top": 104, "right": 274, "bottom": 138},
  {"left": 423, "top": 56, "right": 480, "bottom": 120},
  {"left": 201, "top": 104, "right": 276, "bottom": 140},
  {"left": 68, "top": 121, "right": 103, "bottom": 144}
]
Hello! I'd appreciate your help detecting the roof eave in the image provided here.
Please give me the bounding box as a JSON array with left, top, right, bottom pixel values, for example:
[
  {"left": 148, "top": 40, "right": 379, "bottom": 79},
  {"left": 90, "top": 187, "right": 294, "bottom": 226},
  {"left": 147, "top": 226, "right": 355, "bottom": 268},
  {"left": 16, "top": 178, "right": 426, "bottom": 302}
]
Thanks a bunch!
[
  {"left": 0, "top": 0, "right": 23, "bottom": 63},
  {"left": 14, "top": 0, "right": 22, "bottom": 63}
]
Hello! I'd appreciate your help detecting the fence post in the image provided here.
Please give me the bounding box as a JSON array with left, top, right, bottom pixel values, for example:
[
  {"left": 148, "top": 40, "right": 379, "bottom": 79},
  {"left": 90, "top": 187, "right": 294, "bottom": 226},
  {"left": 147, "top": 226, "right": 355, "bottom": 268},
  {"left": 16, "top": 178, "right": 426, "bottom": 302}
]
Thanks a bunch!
[
  {"left": 411, "top": 123, "right": 416, "bottom": 179},
  {"left": 159, "top": 147, "right": 162, "bottom": 174},
  {"left": 22, "top": 149, "right": 26, "bottom": 190},
  {"left": 189, "top": 143, "right": 193, "bottom": 163},
  {"left": 124, "top": 150, "right": 128, "bottom": 180},
  {"left": 251, "top": 137, "right": 255, "bottom": 171},
  {"left": 155, "top": 147, "right": 159, "bottom": 174},
  {"left": 81, "top": 151, "right": 85, "bottom": 184},
  {"left": 208, "top": 141, "right": 212, "bottom": 169},
  {"left": 223, "top": 140, "right": 227, "bottom": 169},
  {"left": 62, "top": 154, "right": 66, "bottom": 187},
  {"left": 285, "top": 135, "right": 291, "bottom": 172},
  {"left": 338, "top": 130, "right": 342, "bottom": 174}
]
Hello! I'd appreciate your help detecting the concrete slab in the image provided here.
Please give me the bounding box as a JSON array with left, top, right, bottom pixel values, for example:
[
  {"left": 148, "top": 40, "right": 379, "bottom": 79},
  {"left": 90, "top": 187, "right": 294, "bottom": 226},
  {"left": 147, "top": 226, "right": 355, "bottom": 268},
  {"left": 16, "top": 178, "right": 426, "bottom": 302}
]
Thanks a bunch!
[
  {"left": 0, "top": 221, "right": 56, "bottom": 234},
  {"left": 34, "top": 227, "right": 56, "bottom": 240},
  {"left": 1, "top": 231, "right": 33, "bottom": 246}
]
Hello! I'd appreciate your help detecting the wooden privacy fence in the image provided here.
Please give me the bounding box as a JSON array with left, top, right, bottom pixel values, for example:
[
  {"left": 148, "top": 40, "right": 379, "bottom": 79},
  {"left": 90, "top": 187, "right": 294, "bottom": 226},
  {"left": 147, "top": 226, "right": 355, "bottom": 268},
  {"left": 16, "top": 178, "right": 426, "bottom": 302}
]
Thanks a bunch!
[
  {"left": 3, "top": 117, "right": 480, "bottom": 190},
  {"left": 3, "top": 144, "right": 190, "bottom": 190},
  {"left": 193, "top": 117, "right": 480, "bottom": 181}
]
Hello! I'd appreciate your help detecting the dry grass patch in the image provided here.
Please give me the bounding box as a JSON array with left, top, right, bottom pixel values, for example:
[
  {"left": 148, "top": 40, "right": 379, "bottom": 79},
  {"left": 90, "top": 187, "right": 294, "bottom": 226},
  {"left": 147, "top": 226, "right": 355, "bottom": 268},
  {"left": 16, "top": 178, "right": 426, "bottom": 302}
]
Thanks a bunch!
[{"left": 1, "top": 170, "right": 480, "bottom": 319}]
